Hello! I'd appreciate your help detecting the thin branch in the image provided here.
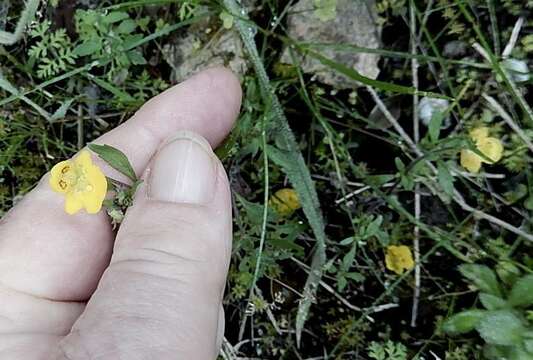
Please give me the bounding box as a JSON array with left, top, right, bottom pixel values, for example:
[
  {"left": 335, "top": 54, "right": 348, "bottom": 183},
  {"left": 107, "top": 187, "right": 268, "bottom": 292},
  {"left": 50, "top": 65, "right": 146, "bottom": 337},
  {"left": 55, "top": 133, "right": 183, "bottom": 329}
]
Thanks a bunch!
[
  {"left": 409, "top": 0, "right": 421, "bottom": 328},
  {"left": 482, "top": 93, "right": 533, "bottom": 153},
  {"left": 366, "top": 87, "right": 533, "bottom": 243}
]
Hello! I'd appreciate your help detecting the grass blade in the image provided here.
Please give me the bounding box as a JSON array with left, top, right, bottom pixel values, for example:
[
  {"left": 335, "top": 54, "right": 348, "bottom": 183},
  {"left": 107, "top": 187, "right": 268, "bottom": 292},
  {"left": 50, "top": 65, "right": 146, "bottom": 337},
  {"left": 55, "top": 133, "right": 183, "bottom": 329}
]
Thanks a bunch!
[{"left": 224, "top": 0, "right": 327, "bottom": 346}]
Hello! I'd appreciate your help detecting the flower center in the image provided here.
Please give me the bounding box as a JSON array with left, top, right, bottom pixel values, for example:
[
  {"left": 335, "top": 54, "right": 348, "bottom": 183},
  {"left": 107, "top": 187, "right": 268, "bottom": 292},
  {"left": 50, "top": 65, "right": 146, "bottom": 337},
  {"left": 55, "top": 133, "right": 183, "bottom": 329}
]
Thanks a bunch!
[{"left": 59, "top": 164, "right": 93, "bottom": 193}]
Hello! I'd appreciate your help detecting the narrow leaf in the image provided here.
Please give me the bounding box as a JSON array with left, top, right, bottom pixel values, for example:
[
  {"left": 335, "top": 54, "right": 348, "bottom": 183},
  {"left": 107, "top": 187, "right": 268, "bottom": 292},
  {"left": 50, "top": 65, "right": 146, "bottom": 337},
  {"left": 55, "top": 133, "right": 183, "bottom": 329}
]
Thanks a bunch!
[
  {"left": 442, "top": 309, "right": 486, "bottom": 334},
  {"left": 90, "top": 76, "right": 135, "bottom": 103},
  {"left": 304, "top": 48, "right": 452, "bottom": 100},
  {"left": 428, "top": 111, "right": 444, "bottom": 142},
  {"left": 437, "top": 161, "right": 454, "bottom": 197},
  {"left": 50, "top": 98, "right": 75, "bottom": 122},
  {"left": 225, "top": 0, "right": 327, "bottom": 346},
  {"left": 88, "top": 143, "right": 137, "bottom": 182}
]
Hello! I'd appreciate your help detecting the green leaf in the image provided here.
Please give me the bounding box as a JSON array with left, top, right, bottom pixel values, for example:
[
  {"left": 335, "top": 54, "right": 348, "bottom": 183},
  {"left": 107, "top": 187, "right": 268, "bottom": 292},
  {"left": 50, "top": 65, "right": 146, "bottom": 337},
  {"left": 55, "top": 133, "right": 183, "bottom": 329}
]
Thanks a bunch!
[
  {"left": 524, "top": 339, "right": 533, "bottom": 354},
  {"left": 117, "top": 19, "right": 137, "bottom": 34},
  {"left": 127, "top": 49, "right": 147, "bottom": 65},
  {"left": 345, "top": 272, "right": 365, "bottom": 282},
  {"left": 103, "top": 11, "right": 129, "bottom": 24},
  {"left": 509, "top": 346, "right": 533, "bottom": 360},
  {"left": 496, "top": 261, "right": 521, "bottom": 286},
  {"left": 339, "top": 236, "right": 354, "bottom": 246},
  {"left": 394, "top": 157, "right": 405, "bottom": 171},
  {"left": 483, "top": 344, "right": 509, "bottom": 360},
  {"left": 341, "top": 246, "right": 356, "bottom": 272},
  {"left": 459, "top": 264, "right": 502, "bottom": 297},
  {"left": 479, "top": 293, "right": 507, "bottom": 310},
  {"left": 508, "top": 274, "right": 533, "bottom": 307},
  {"left": 304, "top": 48, "right": 452, "bottom": 99},
  {"left": 428, "top": 111, "right": 444, "bottom": 142},
  {"left": 50, "top": 98, "right": 75, "bottom": 122},
  {"left": 442, "top": 309, "right": 486, "bottom": 334},
  {"left": 90, "top": 76, "right": 135, "bottom": 103},
  {"left": 476, "top": 310, "right": 524, "bottom": 346},
  {"left": 337, "top": 276, "right": 347, "bottom": 292},
  {"left": 88, "top": 143, "right": 137, "bottom": 182},
  {"left": 73, "top": 40, "right": 101, "bottom": 57},
  {"left": 437, "top": 161, "right": 454, "bottom": 197},
  {"left": 365, "top": 215, "right": 383, "bottom": 238}
]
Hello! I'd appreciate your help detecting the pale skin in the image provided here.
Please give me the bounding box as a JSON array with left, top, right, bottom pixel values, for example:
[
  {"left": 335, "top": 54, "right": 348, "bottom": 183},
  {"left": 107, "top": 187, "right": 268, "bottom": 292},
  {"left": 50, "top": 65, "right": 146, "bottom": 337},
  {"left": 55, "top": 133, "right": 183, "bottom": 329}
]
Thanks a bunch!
[{"left": 0, "top": 67, "right": 242, "bottom": 359}]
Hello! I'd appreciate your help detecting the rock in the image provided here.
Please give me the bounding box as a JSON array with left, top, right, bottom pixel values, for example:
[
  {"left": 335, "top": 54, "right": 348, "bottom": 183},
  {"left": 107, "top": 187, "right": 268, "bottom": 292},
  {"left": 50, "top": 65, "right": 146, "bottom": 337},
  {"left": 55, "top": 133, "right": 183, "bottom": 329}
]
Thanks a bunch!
[
  {"left": 501, "top": 58, "right": 530, "bottom": 83},
  {"left": 443, "top": 40, "right": 467, "bottom": 58},
  {"left": 162, "top": 15, "right": 248, "bottom": 83},
  {"left": 418, "top": 97, "right": 451, "bottom": 128},
  {"left": 280, "top": 0, "right": 381, "bottom": 89}
]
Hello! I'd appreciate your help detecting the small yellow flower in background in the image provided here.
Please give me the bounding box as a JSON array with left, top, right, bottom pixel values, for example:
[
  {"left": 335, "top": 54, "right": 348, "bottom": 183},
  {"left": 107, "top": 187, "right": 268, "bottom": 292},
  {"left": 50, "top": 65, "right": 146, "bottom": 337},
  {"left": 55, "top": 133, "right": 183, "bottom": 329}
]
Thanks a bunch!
[
  {"left": 460, "top": 126, "right": 503, "bottom": 173},
  {"left": 269, "top": 188, "right": 301, "bottom": 216},
  {"left": 385, "top": 245, "right": 415, "bottom": 275},
  {"left": 49, "top": 150, "right": 107, "bottom": 215}
]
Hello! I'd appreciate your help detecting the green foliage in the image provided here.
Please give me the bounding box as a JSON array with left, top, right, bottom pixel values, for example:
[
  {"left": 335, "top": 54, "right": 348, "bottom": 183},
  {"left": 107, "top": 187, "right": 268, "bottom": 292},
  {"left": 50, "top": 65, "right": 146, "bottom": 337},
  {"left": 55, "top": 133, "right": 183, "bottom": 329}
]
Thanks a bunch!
[
  {"left": 444, "top": 264, "right": 533, "bottom": 359},
  {"left": 368, "top": 340, "right": 408, "bottom": 360},
  {"left": 28, "top": 21, "right": 77, "bottom": 79},
  {"left": 74, "top": 9, "right": 148, "bottom": 81},
  {"left": 88, "top": 143, "right": 138, "bottom": 183}
]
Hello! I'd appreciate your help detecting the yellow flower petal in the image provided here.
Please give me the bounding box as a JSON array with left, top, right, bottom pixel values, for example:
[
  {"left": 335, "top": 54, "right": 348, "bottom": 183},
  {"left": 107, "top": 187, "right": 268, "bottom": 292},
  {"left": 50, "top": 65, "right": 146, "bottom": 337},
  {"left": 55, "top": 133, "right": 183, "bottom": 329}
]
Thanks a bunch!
[
  {"left": 81, "top": 166, "right": 107, "bottom": 214},
  {"left": 470, "top": 127, "right": 489, "bottom": 142},
  {"left": 460, "top": 149, "right": 482, "bottom": 173},
  {"left": 385, "top": 245, "right": 414, "bottom": 275},
  {"left": 478, "top": 137, "right": 503, "bottom": 164},
  {"left": 74, "top": 149, "right": 93, "bottom": 168},
  {"left": 49, "top": 160, "right": 73, "bottom": 193},
  {"left": 65, "top": 193, "right": 83, "bottom": 215},
  {"left": 49, "top": 149, "right": 108, "bottom": 215},
  {"left": 269, "top": 188, "right": 301, "bottom": 216},
  {"left": 81, "top": 191, "right": 103, "bottom": 214}
]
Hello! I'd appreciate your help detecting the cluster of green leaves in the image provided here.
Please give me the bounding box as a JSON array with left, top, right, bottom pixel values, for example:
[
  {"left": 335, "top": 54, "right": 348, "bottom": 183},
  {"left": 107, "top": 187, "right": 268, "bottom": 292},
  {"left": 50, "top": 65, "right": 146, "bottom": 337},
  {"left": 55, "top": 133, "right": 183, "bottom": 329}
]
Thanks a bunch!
[
  {"left": 28, "top": 21, "right": 77, "bottom": 79},
  {"left": 443, "top": 264, "right": 533, "bottom": 359},
  {"left": 22, "top": 7, "right": 168, "bottom": 110},
  {"left": 328, "top": 215, "right": 386, "bottom": 291},
  {"left": 88, "top": 143, "right": 141, "bottom": 228},
  {"left": 74, "top": 9, "right": 149, "bottom": 80},
  {"left": 368, "top": 340, "right": 408, "bottom": 360},
  {"left": 230, "top": 193, "right": 305, "bottom": 299}
]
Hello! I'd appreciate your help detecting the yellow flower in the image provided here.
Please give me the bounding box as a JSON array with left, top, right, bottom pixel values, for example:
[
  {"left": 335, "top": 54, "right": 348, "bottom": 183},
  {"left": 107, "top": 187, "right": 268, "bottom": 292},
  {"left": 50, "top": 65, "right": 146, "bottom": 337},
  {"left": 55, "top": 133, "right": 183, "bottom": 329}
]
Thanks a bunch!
[
  {"left": 269, "top": 188, "right": 301, "bottom": 216},
  {"left": 49, "top": 150, "right": 107, "bottom": 215},
  {"left": 460, "top": 127, "right": 503, "bottom": 173},
  {"left": 385, "top": 245, "right": 414, "bottom": 275}
]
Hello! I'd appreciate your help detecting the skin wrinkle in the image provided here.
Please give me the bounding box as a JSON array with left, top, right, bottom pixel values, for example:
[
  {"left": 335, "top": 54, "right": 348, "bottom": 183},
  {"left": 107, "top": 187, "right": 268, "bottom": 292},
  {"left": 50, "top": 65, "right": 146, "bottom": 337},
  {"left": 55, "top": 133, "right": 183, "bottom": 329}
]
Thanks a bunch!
[
  {"left": 0, "top": 281, "right": 84, "bottom": 306},
  {"left": 105, "top": 260, "right": 194, "bottom": 284},
  {"left": 139, "top": 246, "right": 203, "bottom": 264}
]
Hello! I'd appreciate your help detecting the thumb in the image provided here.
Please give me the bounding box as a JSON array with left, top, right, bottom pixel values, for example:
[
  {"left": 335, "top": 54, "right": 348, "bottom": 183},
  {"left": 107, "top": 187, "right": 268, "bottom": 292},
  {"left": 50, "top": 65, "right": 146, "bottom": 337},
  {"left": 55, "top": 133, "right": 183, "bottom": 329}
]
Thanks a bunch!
[{"left": 56, "top": 131, "right": 232, "bottom": 360}]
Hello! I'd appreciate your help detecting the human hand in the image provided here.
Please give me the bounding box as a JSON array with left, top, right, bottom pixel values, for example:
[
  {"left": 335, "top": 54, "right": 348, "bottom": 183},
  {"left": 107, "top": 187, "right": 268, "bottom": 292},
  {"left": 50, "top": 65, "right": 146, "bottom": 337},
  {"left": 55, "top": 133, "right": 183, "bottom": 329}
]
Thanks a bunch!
[{"left": 0, "top": 68, "right": 242, "bottom": 359}]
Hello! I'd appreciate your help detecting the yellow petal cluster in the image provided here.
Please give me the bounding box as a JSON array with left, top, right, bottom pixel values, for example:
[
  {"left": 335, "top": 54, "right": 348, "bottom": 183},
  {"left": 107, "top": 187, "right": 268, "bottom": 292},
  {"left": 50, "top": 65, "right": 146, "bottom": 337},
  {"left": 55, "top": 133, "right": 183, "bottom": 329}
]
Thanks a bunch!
[
  {"left": 385, "top": 245, "right": 414, "bottom": 275},
  {"left": 49, "top": 150, "right": 107, "bottom": 215},
  {"left": 269, "top": 188, "right": 301, "bottom": 216},
  {"left": 460, "top": 127, "right": 503, "bottom": 173}
]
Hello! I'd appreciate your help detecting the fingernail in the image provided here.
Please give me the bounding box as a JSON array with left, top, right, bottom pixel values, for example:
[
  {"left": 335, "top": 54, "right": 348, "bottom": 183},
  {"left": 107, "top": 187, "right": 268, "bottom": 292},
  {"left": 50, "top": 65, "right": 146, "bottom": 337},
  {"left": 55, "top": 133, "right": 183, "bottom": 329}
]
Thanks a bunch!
[{"left": 149, "top": 130, "right": 217, "bottom": 204}]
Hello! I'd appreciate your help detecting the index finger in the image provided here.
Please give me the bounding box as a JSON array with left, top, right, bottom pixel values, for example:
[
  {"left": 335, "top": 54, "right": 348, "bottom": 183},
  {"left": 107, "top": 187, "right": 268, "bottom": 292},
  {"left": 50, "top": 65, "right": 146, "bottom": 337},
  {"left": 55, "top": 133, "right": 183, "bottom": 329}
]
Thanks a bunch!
[{"left": 0, "top": 67, "right": 242, "bottom": 301}]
